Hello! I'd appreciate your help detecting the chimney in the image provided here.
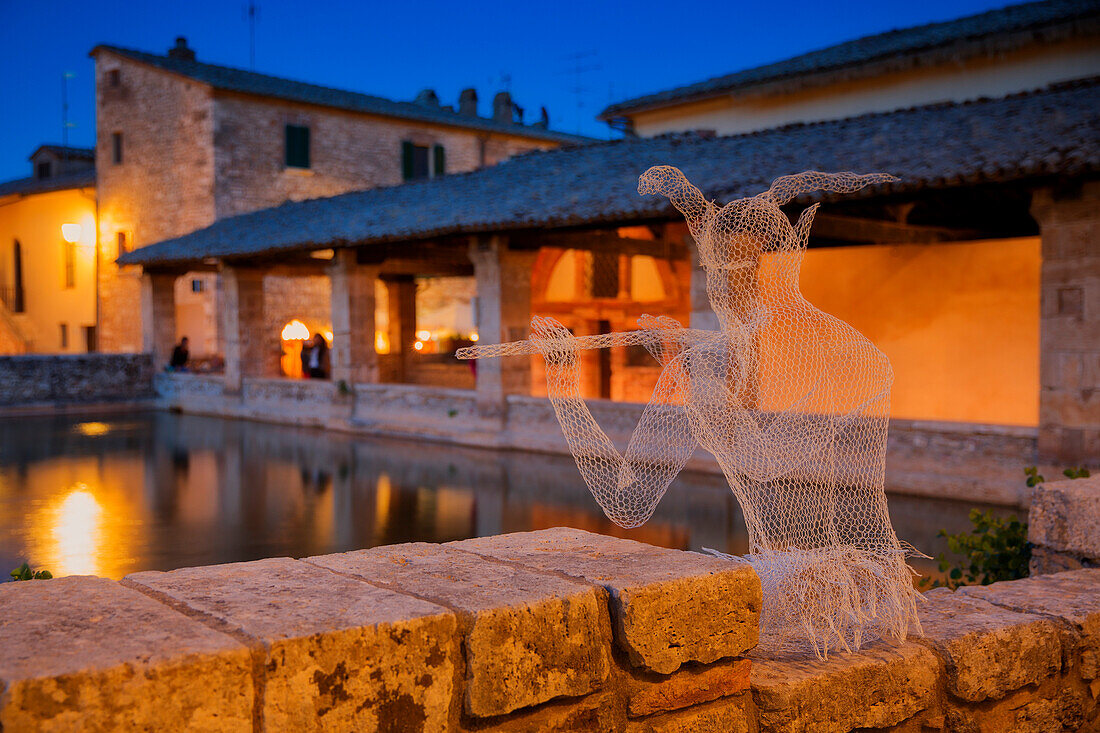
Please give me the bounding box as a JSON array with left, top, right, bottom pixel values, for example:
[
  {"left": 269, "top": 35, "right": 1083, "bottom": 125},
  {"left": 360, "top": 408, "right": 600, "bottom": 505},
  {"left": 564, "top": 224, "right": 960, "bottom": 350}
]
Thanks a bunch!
[
  {"left": 168, "top": 36, "right": 196, "bottom": 61},
  {"left": 414, "top": 88, "right": 440, "bottom": 107},
  {"left": 492, "top": 91, "right": 514, "bottom": 124},
  {"left": 533, "top": 106, "right": 549, "bottom": 129},
  {"left": 458, "top": 88, "right": 478, "bottom": 117}
]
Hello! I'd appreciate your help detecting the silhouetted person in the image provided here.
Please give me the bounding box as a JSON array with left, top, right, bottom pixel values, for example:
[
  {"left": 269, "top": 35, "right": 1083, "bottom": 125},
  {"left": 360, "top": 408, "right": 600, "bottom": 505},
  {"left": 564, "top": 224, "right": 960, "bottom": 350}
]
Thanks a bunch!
[
  {"left": 168, "top": 337, "right": 189, "bottom": 371},
  {"left": 305, "top": 333, "right": 329, "bottom": 379}
]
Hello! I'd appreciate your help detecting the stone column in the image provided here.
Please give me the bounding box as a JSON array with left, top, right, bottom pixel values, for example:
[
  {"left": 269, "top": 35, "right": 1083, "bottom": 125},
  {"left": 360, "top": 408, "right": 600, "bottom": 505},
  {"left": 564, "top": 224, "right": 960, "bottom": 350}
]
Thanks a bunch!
[
  {"left": 140, "top": 272, "right": 177, "bottom": 369},
  {"left": 221, "top": 265, "right": 269, "bottom": 393},
  {"left": 329, "top": 250, "right": 379, "bottom": 385},
  {"left": 383, "top": 275, "right": 417, "bottom": 383},
  {"left": 1031, "top": 182, "right": 1100, "bottom": 463},
  {"left": 469, "top": 235, "right": 536, "bottom": 412}
]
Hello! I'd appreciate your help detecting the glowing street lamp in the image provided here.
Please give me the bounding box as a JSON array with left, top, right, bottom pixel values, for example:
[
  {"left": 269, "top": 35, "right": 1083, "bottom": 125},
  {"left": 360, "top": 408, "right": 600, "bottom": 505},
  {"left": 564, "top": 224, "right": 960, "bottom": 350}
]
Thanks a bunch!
[{"left": 61, "top": 223, "right": 82, "bottom": 244}]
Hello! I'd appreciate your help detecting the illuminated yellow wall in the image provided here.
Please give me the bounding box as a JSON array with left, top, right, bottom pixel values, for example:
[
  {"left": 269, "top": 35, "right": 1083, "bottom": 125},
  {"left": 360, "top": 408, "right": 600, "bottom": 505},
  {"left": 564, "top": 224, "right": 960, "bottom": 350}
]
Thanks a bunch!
[
  {"left": 796, "top": 237, "right": 1040, "bottom": 426},
  {"left": 0, "top": 187, "right": 98, "bottom": 353}
]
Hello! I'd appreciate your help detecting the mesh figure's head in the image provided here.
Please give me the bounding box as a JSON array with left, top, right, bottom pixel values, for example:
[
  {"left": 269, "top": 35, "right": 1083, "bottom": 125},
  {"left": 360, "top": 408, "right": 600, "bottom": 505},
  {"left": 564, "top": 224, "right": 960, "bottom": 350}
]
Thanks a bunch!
[{"left": 639, "top": 166, "right": 897, "bottom": 332}]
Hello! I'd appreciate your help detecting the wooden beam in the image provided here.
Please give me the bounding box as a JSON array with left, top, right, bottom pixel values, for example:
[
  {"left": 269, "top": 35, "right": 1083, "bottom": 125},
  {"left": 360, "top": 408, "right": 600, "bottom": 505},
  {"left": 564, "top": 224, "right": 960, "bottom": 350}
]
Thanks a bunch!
[
  {"left": 513, "top": 231, "right": 686, "bottom": 259},
  {"left": 809, "top": 213, "right": 987, "bottom": 244}
]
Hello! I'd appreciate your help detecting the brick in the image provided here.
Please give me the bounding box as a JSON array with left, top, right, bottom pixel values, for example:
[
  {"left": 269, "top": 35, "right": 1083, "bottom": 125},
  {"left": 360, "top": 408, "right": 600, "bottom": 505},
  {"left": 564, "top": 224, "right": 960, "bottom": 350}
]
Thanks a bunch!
[
  {"left": 0, "top": 575, "right": 252, "bottom": 731},
  {"left": 749, "top": 640, "right": 939, "bottom": 733},
  {"left": 1029, "top": 476, "right": 1100, "bottom": 558},
  {"left": 625, "top": 659, "right": 751, "bottom": 717},
  {"left": 915, "top": 588, "right": 1062, "bottom": 701},
  {"left": 451, "top": 527, "right": 761, "bottom": 674},
  {"left": 305, "top": 542, "right": 611, "bottom": 718},
  {"left": 124, "top": 557, "right": 457, "bottom": 732},
  {"left": 959, "top": 569, "right": 1100, "bottom": 679}
]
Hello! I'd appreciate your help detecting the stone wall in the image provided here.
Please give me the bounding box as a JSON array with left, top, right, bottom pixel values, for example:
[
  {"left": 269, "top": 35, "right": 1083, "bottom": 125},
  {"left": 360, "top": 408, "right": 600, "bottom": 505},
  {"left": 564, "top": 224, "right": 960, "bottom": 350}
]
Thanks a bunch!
[
  {"left": 1, "top": 527, "right": 1097, "bottom": 731},
  {"left": 1030, "top": 474, "right": 1100, "bottom": 574},
  {"left": 0, "top": 353, "right": 154, "bottom": 408},
  {"left": 212, "top": 94, "right": 555, "bottom": 219},
  {"left": 95, "top": 50, "right": 218, "bottom": 353},
  {"left": 153, "top": 374, "right": 1041, "bottom": 506}
]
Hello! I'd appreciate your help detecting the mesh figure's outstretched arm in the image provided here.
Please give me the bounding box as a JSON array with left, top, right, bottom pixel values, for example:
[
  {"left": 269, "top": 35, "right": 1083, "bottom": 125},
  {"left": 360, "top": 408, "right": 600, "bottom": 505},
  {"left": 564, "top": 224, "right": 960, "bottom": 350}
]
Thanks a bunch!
[
  {"left": 765, "top": 171, "right": 898, "bottom": 206},
  {"left": 531, "top": 316, "right": 698, "bottom": 528}
]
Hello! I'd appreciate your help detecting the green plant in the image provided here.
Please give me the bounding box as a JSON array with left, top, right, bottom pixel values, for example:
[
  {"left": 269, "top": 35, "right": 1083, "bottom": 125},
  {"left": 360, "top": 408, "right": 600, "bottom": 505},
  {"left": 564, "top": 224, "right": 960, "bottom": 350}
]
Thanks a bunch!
[
  {"left": 930, "top": 510, "right": 1031, "bottom": 589},
  {"left": 336, "top": 379, "right": 353, "bottom": 396},
  {"left": 1063, "top": 466, "right": 1091, "bottom": 479},
  {"left": 9, "top": 562, "right": 52, "bottom": 581},
  {"left": 1025, "top": 465, "right": 1045, "bottom": 488}
]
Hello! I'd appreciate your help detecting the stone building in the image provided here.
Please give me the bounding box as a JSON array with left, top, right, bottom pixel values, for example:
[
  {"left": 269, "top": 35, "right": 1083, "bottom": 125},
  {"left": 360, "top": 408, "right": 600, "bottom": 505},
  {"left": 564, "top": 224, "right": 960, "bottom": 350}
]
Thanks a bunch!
[
  {"left": 599, "top": 0, "right": 1100, "bottom": 137},
  {"left": 90, "top": 37, "right": 592, "bottom": 354},
  {"left": 0, "top": 146, "right": 97, "bottom": 354},
  {"left": 122, "top": 73, "right": 1100, "bottom": 488}
]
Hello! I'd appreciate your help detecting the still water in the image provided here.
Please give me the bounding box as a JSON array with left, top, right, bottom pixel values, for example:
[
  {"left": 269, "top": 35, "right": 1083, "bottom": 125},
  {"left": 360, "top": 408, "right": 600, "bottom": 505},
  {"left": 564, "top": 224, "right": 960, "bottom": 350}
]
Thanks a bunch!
[{"left": 0, "top": 411, "right": 1013, "bottom": 581}]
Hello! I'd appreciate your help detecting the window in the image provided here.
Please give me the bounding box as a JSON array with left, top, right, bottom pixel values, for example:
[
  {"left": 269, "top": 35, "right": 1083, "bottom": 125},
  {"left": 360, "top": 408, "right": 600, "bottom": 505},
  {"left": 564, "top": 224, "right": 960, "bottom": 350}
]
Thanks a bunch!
[
  {"left": 108, "top": 69, "right": 121, "bottom": 87},
  {"left": 59, "top": 324, "right": 69, "bottom": 350},
  {"left": 191, "top": 278, "right": 205, "bottom": 293},
  {"left": 285, "top": 124, "right": 310, "bottom": 168},
  {"left": 12, "top": 239, "right": 24, "bottom": 313},
  {"left": 36, "top": 161, "right": 51, "bottom": 179},
  {"left": 83, "top": 325, "right": 97, "bottom": 352},
  {"left": 117, "top": 231, "right": 130, "bottom": 255},
  {"left": 63, "top": 241, "right": 76, "bottom": 289},
  {"left": 111, "top": 132, "right": 123, "bottom": 164},
  {"left": 401, "top": 142, "right": 445, "bottom": 181}
]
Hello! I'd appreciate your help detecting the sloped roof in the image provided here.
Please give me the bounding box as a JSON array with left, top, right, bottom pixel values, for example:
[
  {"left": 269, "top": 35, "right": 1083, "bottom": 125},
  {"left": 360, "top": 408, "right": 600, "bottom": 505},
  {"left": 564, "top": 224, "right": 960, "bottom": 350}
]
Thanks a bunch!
[
  {"left": 91, "top": 44, "right": 595, "bottom": 146},
  {"left": 120, "top": 77, "right": 1100, "bottom": 268},
  {"left": 600, "top": 0, "right": 1100, "bottom": 120},
  {"left": 0, "top": 169, "right": 96, "bottom": 199},
  {"left": 29, "top": 145, "right": 96, "bottom": 161}
]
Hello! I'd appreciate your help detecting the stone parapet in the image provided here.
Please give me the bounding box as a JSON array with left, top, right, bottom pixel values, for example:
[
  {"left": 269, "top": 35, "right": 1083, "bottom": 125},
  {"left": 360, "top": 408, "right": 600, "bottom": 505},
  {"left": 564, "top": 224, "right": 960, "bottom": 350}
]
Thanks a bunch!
[
  {"left": 2, "top": 532, "right": 1097, "bottom": 731},
  {"left": 0, "top": 353, "right": 154, "bottom": 409},
  {"left": 1029, "top": 475, "right": 1100, "bottom": 574}
]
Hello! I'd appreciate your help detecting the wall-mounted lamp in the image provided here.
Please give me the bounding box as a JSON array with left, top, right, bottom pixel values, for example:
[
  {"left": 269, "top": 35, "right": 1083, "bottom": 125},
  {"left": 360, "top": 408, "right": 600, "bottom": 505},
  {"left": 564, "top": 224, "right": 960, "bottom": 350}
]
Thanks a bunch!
[{"left": 61, "top": 223, "right": 82, "bottom": 244}]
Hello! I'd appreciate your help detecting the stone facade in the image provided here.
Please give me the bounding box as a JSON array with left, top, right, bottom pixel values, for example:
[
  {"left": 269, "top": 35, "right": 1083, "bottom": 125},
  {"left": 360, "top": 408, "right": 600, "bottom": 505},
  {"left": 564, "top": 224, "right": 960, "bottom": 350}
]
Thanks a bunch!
[
  {"left": 95, "top": 50, "right": 216, "bottom": 352},
  {"left": 1, "top": 529, "right": 1097, "bottom": 731},
  {"left": 1029, "top": 474, "right": 1100, "bottom": 574},
  {"left": 0, "top": 353, "right": 153, "bottom": 407},
  {"left": 1031, "top": 182, "right": 1100, "bottom": 464},
  {"left": 93, "top": 45, "right": 560, "bottom": 355}
]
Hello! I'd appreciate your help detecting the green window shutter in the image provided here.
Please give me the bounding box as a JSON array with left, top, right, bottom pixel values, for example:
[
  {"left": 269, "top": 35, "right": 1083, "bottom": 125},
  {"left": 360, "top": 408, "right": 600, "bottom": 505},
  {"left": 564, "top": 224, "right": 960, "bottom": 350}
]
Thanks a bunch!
[
  {"left": 401, "top": 141, "right": 415, "bottom": 181},
  {"left": 433, "top": 144, "right": 445, "bottom": 177},
  {"left": 286, "top": 125, "right": 310, "bottom": 168}
]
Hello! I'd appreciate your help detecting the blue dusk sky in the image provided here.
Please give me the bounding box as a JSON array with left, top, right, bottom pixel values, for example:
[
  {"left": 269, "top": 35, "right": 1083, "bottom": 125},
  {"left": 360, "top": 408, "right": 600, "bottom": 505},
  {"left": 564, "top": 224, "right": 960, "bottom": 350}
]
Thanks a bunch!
[{"left": 0, "top": 0, "right": 1010, "bottom": 182}]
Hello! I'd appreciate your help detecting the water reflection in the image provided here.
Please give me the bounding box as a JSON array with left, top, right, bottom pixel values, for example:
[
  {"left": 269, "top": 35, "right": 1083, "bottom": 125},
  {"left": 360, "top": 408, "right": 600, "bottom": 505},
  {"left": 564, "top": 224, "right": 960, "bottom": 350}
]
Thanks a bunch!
[{"left": 0, "top": 411, "right": 1011, "bottom": 580}]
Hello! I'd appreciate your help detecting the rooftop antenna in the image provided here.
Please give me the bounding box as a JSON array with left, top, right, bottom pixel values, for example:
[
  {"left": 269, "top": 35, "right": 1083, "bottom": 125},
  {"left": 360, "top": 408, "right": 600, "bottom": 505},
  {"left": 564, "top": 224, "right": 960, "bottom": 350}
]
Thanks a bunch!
[
  {"left": 557, "top": 50, "right": 601, "bottom": 134},
  {"left": 62, "top": 72, "right": 76, "bottom": 166},
  {"left": 244, "top": 2, "right": 259, "bottom": 69}
]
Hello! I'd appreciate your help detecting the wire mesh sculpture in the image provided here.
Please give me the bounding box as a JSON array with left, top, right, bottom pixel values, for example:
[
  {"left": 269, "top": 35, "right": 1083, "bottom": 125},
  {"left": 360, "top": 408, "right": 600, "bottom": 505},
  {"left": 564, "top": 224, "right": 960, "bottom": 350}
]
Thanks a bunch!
[{"left": 458, "top": 166, "right": 923, "bottom": 656}]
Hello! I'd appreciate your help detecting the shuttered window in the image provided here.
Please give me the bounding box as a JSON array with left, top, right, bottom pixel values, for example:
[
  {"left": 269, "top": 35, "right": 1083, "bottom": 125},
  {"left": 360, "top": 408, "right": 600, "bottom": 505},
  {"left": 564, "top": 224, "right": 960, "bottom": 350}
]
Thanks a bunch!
[
  {"left": 433, "top": 144, "right": 445, "bottom": 177},
  {"left": 285, "top": 124, "right": 310, "bottom": 169},
  {"left": 401, "top": 141, "right": 430, "bottom": 181}
]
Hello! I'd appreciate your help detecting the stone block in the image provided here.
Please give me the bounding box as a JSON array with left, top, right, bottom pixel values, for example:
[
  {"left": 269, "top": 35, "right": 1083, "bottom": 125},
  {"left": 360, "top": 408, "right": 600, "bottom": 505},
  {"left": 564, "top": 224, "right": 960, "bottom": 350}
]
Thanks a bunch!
[
  {"left": 451, "top": 527, "right": 761, "bottom": 674},
  {"left": 625, "top": 659, "right": 751, "bottom": 717},
  {"left": 1029, "top": 476, "right": 1100, "bottom": 558},
  {"left": 305, "top": 542, "right": 611, "bottom": 718},
  {"left": 626, "top": 693, "right": 753, "bottom": 733},
  {"left": 960, "top": 569, "right": 1100, "bottom": 679},
  {"left": 749, "top": 639, "right": 938, "bottom": 733},
  {"left": 0, "top": 575, "right": 252, "bottom": 731},
  {"left": 915, "top": 588, "right": 1062, "bottom": 702},
  {"left": 124, "top": 557, "right": 457, "bottom": 732}
]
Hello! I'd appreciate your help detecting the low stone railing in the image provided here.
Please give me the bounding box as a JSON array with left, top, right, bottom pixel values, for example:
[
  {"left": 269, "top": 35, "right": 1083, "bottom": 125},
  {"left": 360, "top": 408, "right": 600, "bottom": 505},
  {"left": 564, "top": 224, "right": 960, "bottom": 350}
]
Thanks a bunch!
[
  {"left": 1, "top": 527, "right": 1097, "bottom": 731},
  {"left": 0, "top": 353, "right": 154, "bottom": 409},
  {"left": 1030, "top": 474, "right": 1100, "bottom": 574}
]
